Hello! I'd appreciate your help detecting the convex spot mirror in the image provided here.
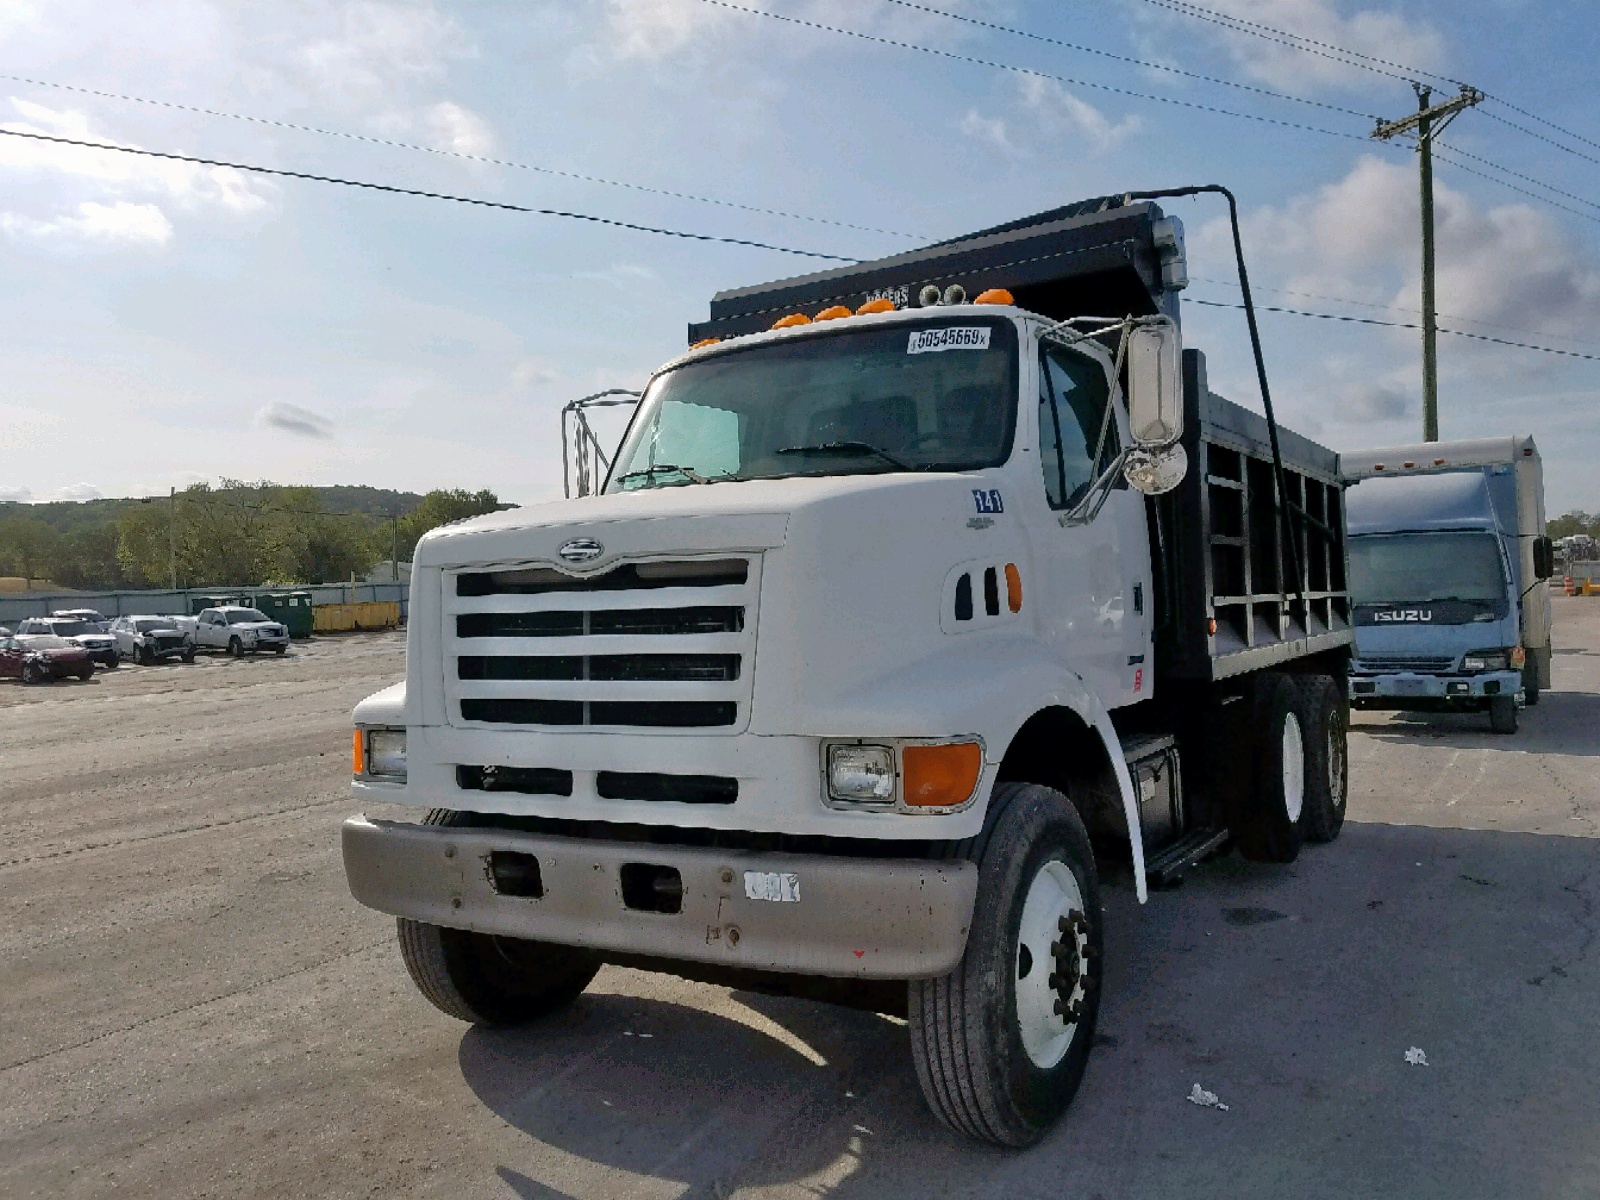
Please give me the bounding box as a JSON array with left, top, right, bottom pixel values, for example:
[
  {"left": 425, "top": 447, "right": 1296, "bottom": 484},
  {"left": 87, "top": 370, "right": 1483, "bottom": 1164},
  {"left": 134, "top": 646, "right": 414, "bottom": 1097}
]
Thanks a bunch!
[{"left": 1126, "top": 323, "right": 1183, "bottom": 447}]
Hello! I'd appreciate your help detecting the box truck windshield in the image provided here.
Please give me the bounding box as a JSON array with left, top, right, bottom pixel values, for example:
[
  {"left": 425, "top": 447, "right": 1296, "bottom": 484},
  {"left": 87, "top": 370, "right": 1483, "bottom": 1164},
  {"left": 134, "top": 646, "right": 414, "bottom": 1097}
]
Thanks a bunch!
[
  {"left": 607, "top": 317, "right": 1023, "bottom": 490},
  {"left": 1349, "top": 531, "right": 1507, "bottom": 616}
]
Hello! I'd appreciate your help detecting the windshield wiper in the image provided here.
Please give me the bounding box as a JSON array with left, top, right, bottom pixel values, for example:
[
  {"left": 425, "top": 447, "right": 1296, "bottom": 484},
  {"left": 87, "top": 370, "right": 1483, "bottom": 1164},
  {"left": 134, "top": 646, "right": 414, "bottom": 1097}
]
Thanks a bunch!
[
  {"left": 613, "top": 463, "right": 709, "bottom": 487},
  {"left": 775, "top": 441, "right": 913, "bottom": 471}
]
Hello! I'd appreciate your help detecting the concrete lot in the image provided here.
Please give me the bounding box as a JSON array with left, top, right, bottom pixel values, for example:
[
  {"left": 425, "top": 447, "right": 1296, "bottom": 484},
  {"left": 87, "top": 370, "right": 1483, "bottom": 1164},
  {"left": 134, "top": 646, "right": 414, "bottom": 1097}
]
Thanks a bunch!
[{"left": 2, "top": 603, "right": 1596, "bottom": 1200}]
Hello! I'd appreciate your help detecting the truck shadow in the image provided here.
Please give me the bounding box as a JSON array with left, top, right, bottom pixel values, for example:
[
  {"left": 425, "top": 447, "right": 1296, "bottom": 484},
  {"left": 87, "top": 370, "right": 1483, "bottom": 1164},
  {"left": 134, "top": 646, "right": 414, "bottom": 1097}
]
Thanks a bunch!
[
  {"left": 1353, "top": 689, "right": 1600, "bottom": 756},
  {"left": 457, "top": 821, "right": 1599, "bottom": 1200}
]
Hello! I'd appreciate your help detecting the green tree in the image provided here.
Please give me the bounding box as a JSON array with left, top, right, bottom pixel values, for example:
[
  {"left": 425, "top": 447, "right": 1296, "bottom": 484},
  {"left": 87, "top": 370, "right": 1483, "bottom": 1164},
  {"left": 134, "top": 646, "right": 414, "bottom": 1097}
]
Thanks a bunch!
[
  {"left": 1549, "top": 511, "right": 1598, "bottom": 540},
  {"left": 397, "top": 489, "right": 503, "bottom": 559},
  {"left": 48, "top": 523, "right": 127, "bottom": 589},
  {"left": 0, "top": 516, "right": 55, "bottom": 583}
]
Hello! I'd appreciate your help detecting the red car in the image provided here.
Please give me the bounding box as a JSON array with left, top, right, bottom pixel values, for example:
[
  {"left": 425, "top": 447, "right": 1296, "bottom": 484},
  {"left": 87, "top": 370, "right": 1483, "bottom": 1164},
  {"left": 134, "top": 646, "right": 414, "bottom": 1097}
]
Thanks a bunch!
[{"left": 1, "top": 634, "right": 95, "bottom": 683}]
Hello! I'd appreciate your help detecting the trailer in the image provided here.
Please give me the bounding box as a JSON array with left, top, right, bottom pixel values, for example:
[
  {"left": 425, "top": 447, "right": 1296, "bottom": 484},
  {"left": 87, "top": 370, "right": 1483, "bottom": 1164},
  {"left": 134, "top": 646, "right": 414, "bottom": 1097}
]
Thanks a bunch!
[{"left": 341, "top": 189, "right": 1353, "bottom": 1146}]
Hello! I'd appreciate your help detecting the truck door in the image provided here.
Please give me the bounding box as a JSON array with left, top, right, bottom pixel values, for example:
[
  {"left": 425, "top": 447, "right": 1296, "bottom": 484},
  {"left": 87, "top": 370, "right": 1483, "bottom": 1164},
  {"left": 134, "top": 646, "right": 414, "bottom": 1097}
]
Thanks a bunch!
[{"left": 1027, "top": 339, "right": 1153, "bottom": 706}]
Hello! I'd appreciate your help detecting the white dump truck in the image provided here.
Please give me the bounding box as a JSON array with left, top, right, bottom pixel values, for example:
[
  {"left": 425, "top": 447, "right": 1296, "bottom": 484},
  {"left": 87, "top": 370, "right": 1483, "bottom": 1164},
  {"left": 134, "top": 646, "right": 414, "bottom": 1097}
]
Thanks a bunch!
[{"left": 342, "top": 189, "right": 1354, "bottom": 1146}]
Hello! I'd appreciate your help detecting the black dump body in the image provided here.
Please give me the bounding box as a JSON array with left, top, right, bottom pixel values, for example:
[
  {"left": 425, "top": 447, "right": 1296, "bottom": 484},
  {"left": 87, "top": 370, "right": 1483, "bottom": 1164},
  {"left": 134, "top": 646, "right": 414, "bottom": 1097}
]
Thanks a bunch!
[
  {"left": 690, "top": 194, "right": 1352, "bottom": 682},
  {"left": 688, "top": 196, "right": 1179, "bottom": 342},
  {"left": 1153, "top": 352, "right": 1351, "bottom": 681}
]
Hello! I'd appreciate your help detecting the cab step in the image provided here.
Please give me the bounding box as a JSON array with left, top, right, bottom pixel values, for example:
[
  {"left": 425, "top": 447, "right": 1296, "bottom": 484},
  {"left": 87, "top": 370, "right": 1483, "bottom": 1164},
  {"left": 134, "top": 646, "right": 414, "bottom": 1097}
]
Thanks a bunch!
[{"left": 1145, "top": 827, "right": 1231, "bottom": 889}]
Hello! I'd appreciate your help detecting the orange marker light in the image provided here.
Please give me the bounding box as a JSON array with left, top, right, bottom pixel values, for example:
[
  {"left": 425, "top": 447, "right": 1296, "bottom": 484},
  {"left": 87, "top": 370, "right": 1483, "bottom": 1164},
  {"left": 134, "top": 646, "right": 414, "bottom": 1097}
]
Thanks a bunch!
[
  {"left": 352, "top": 729, "right": 365, "bottom": 776},
  {"left": 690, "top": 337, "right": 721, "bottom": 349},
  {"left": 903, "top": 742, "right": 983, "bottom": 807},
  {"left": 856, "top": 298, "right": 895, "bottom": 315},
  {"left": 1004, "top": 563, "right": 1023, "bottom": 613},
  {"left": 974, "top": 288, "right": 1014, "bottom": 305},
  {"left": 771, "top": 313, "right": 812, "bottom": 329},
  {"left": 1207, "top": 618, "right": 1218, "bottom": 636},
  {"left": 814, "top": 305, "right": 853, "bottom": 321}
]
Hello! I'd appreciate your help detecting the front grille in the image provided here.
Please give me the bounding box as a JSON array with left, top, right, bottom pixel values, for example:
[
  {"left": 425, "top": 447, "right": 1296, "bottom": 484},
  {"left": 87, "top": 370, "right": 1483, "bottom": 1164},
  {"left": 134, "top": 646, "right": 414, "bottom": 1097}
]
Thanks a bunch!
[
  {"left": 596, "top": 771, "right": 739, "bottom": 804},
  {"left": 1354, "top": 654, "right": 1457, "bottom": 674},
  {"left": 445, "top": 555, "right": 759, "bottom": 731},
  {"left": 457, "top": 765, "right": 574, "bottom": 796}
]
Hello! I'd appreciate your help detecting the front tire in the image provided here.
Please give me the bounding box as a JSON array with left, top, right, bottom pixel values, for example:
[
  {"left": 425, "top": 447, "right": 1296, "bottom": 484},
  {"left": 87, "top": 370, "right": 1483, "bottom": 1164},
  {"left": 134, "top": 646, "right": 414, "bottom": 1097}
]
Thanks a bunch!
[
  {"left": 908, "top": 782, "right": 1102, "bottom": 1147},
  {"left": 182, "top": 647, "right": 196, "bottom": 663},
  {"left": 22, "top": 661, "right": 46, "bottom": 684},
  {"left": 228, "top": 637, "right": 243, "bottom": 658},
  {"left": 396, "top": 810, "right": 600, "bottom": 1026},
  {"left": 1489, "top": 696, "right": 1519, "bottom": 734}
]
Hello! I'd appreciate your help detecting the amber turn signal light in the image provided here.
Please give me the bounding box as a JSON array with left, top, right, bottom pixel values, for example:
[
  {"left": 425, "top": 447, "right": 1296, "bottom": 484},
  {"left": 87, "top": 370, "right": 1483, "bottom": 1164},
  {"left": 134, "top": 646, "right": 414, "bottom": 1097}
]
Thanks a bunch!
[
  {"left": 814, "top": 305, "right": 853, "bottom": 321},
  {"left": 902, "top": 742, "right": 983, "bottom": 808},
  {"left": 974, "top": 288, "right": 1014, "bottom": 305},
  {"left": 1004, "top": 563, "right": 1022, "bottom": 613},
  {"left": 352, "top": 728, "right": 365, "bottom": 775},
  {"left": 771, "top": 313, "right": 811, "bottom": 329}
]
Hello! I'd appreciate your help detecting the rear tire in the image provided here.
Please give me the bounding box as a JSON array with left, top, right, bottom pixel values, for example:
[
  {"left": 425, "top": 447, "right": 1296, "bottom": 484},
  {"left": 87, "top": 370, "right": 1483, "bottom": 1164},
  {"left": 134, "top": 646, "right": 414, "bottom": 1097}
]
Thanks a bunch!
[
  {"left": 1522, "top": 672, "right": 1540, "bottom": 707},
  {"left": 1235, "top": 674, "right": 1308, "bottom": 863},
  {"left": 77, "top": 668, "right": 94, "bottom": 681},
  {"left": 396, "top": 809, "right": 600, "bottom": 1026},
  {"left": 1489, "top": 696, "right": 1519, "bottom": 734},
  {"left": 908, "top": 782, "right": 1103, "bottom": 1147},
  {"left": 1300, "top": 676, "right": 1348, "bottom": 844}
]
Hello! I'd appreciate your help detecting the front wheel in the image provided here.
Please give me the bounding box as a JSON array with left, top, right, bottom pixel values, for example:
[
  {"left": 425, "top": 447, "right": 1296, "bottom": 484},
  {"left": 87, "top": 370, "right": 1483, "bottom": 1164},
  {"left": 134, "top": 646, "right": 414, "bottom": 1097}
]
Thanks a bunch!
[
  {"left": 395, "top": 810, "right": 600, "bottom": 1026},
  {"left": 909, "top": 782, "right": 1102, "bottom": 1147},
  {"left": 102, "top": 655, "right": 118, "bottom": 670},
  {"left": 1489, "top": 696, "right": 1519, "bottom": 734},
  {"left": 182, "top": 647, "right": 195, "bottom": 663},
  {"left": 22, "top": 661, "right": 46, "bottom": 684},
  {"left": 228, "top": 637, "right": 243, "bottom": 658}
]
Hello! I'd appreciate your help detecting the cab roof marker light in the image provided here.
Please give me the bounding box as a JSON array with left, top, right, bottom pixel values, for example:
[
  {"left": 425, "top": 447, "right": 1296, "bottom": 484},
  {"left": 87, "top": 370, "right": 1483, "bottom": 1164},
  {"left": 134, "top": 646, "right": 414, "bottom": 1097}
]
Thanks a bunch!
[
  {"left": 814, "top": 305, "right": 853, "bottom": 321},
  {"left": 771, "top": 313, "right": 811, "bottom": 329},
  {"left": 856, "top": 297, "right": 895, "bottom": 315},
  {"left": 974, "top": 288, "right": 1014, "bottom": 305},
  {"left": 690, "top": 337, "right": 720, "bottom": 349}
]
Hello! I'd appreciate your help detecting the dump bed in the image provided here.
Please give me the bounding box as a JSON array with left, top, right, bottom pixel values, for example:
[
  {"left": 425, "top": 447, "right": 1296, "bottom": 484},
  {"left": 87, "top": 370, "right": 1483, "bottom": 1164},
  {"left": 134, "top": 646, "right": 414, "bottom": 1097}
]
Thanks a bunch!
[{"left": 1151, "top": 351, "right": 1352, "bottom": 681}]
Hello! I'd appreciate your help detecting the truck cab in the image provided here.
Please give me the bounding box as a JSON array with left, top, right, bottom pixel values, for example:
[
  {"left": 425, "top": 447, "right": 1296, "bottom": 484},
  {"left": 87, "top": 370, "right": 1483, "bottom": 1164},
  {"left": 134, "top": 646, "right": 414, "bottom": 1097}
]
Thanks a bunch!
[{"left": 342, "top": 195, "right": 1353, "bottom": 1146}]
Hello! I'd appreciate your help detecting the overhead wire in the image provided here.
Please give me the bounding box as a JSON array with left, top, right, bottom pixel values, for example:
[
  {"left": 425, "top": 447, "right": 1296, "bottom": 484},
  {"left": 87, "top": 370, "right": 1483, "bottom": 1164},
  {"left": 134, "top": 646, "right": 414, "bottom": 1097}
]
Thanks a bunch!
[
  {"left": 0, "top": 72, "right": 916, "bottom": 239},
  {"left": 692, "top": 0, "right": 1374, "bottom": 143},
  {"left": 1431, "top": 141, "right": 1600, "bottom": 214},
  {"left": 0, "top": 127, "right": 860, "bottom": 261},
  {"left": 874, "top": 0, "right": 1380, "bottom": 120}
]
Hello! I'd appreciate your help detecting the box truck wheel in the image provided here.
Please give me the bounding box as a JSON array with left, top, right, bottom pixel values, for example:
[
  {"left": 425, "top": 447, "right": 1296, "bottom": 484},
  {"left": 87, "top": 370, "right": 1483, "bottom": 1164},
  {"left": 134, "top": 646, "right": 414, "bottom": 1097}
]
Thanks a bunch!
[
  {"left": 1522, "top": 671, "right": 1540, "bottom": 707},
  {"left": 1236, "top": 674, "right": 1308, "bottom": 863},
  {"left": 908, "top": 782, "right": 1102, "bottom": 1147},
  {"left": 1489, "top": 696, "right": 1519, "bottom": 735},
  {"left": 1300, "top": 677, "right": 1348, "bottom": 844},
  {"left": 395, "top": 810, "right": 600, "bottom": 1026}
]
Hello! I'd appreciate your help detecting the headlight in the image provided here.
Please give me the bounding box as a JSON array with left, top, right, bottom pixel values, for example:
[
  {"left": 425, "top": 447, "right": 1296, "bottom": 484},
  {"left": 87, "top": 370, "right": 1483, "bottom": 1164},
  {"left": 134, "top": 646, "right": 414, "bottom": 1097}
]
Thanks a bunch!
[
  {"left": 1462, "top": 650, "right": 1509, "bottom": 672},
  {"left": 362, "top": 728, "right": 407, "bottom": 780},
  {"left": 827, "top": 744, "right": 895, "bottom": 805}
]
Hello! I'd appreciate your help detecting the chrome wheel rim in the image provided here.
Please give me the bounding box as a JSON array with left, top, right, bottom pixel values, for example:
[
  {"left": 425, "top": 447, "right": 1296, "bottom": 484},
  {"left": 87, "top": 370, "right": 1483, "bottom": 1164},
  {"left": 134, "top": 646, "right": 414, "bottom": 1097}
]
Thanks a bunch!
[
  {"left": 1015, "top": 859, "right": 1089, "bottom": 1069},
  {"left": 1282, "top": 711, "right": 1305, "bottom": 823}
]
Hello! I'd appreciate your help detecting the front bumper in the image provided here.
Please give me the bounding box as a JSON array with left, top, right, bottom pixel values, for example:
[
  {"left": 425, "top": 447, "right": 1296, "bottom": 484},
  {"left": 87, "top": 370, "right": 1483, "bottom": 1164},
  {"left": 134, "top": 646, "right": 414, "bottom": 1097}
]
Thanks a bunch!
[
  {"left": 342, "top": 815, "right": 977, "bottom": 980},
  {"left": 1349, "top": 669, "right": 1521, "bottom": 707}
]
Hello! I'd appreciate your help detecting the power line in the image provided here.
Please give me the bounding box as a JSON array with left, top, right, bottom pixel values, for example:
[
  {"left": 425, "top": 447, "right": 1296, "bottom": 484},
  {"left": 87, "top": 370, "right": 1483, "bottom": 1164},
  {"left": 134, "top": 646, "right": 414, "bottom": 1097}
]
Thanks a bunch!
[
  {"left": 1479, "top": 107, "right": 1600, "bottom": 169},
  {"left": 875, "top": 0, "right": 1379, "bottom": 120},
  {"left": 1483, "top": 97, "right": 1600, "bottom": 157},
  {"left": 1434, "top": 139, "right": 1600, "bottom": 213},
  {"left": 0, "top": 72, "right": 917, "bottom": 240},
  {"left": 1430, "top": 145, "right": 1600, "bottom": 225},
  {"left": 693, "top": 0, "right": 1374, "bottom": 143},
  {"left": 0, "top": 128, "right": 859, "bottom": 261},
  {"left": 1186, "top": 296, "right": 1600, "bottom": 363}
]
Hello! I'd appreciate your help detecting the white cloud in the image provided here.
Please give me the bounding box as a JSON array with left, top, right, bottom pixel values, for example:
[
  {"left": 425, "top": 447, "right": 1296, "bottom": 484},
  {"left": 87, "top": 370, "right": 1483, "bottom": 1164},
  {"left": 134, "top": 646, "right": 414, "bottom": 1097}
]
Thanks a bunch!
[
  {"left": 604, "top": 0, "right": 744, "bottom": 61},
  {"left": 0, "top": 484, "right": 34, "bottom": 502},
  {"left": 0, "top": 200, "right": 174, "bottom": 247},
  {"left": 958, "top": 110, "right": 1017, "bottom": 157},
  {"left": 423, "top": 100, "right": 495, "bottom": 156},
  {"left": 511, "top": 359, "right": 560, "bottom": 388},
  {"left": 1017, "top": 77, "right": 1140, "bottom": 152},
  {"left": 257, "top": 402, "right": 336, "bottom": 439},
  {"left": 51, "top": 482, "right": 103, "bottom": 502},
  {"left": 293, "top": 1, "right": 468, "bottom": 104},
  {"left": 1132, "top": 0, "right": 1447, "bottom": 94}
]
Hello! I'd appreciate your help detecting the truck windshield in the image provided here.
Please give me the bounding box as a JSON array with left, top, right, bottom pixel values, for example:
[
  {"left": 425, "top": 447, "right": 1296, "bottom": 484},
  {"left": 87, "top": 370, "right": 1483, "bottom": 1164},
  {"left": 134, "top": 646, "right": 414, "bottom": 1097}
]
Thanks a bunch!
[
  {"left": 606, "top": 318, "right": 1018, "bottom": 491},
  {"left": 1349, "top": 532, "right": 1507, "bottom": 606}
]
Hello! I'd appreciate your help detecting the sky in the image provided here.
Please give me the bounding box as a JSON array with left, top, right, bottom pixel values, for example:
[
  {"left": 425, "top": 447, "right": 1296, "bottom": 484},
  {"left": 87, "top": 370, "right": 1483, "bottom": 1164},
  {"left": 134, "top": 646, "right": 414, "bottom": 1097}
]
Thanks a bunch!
[{"left": 0, "top": 0, "right": 1597, "bottom": 512}]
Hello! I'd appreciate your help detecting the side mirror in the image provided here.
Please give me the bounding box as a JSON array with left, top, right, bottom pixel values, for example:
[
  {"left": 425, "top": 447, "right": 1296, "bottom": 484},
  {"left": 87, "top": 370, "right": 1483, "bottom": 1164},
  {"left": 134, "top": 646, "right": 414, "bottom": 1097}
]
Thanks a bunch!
[
  {"left": 1534, "top": 535, "right": 1555, "bottom": 581},
  {"left": 1126, "top": 323, "right": 1183, "bottom": 447}
]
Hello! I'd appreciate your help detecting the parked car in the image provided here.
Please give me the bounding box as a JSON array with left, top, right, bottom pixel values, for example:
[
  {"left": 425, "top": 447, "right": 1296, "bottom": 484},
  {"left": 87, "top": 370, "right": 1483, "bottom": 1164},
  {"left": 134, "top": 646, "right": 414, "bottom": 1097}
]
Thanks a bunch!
[
  {"left": 16, "top": 617, "right": 120, "bottom": 668},
  {"left": 110, "top": 615, "right": 196, "bottom": 664},
  {"left": 2, "top": 634, "right": 95, "bottom": 683},
  {"left": 51, "top": 608, "right": 113, "bottom": 632},
  {"left": 190, "top": 606, "right": 290, "bottom": 657}
]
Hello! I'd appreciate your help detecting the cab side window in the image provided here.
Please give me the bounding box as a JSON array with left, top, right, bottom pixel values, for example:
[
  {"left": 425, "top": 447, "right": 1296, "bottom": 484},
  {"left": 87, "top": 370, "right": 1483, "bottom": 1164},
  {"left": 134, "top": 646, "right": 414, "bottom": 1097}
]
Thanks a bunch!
[{"left": 1038, "top": 344, "right": 1118, "bottom": 510}]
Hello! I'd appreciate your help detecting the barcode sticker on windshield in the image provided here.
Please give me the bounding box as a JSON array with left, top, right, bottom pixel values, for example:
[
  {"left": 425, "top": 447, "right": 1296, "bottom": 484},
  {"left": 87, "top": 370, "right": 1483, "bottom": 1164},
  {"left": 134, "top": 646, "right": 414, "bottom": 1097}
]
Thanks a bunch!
[{"left": 907, "top": 327, "right": 991, "bottom": 354}]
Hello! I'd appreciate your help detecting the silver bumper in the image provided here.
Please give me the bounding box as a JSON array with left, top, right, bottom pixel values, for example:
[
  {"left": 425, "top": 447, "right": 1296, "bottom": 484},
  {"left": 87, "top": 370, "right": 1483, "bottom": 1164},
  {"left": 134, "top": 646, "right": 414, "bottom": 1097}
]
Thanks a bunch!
[{"left": 342, "top": 815, "right": 977, "bottom": 980}]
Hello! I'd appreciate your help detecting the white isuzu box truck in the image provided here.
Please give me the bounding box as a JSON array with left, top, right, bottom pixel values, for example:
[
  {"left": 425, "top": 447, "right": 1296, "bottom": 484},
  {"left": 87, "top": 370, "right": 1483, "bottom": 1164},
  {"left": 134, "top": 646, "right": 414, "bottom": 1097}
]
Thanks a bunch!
[{"left": 342, "top": 189, "right": 1354, "bottom": 1145}]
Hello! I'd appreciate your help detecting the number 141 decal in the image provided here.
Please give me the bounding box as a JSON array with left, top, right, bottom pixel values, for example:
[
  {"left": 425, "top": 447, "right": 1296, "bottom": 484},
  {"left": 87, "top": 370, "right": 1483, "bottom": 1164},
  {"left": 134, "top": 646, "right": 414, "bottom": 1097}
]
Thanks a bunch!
[{"left": 972, "top": 488, "right": 1004, "bottom": 514}]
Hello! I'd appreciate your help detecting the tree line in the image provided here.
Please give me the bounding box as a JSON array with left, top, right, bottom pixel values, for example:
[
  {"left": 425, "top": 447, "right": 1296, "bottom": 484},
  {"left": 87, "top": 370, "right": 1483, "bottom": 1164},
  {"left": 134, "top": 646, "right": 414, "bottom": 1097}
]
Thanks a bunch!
[{"left": 0, "top": 483, "right": 505, "bottom": 591}]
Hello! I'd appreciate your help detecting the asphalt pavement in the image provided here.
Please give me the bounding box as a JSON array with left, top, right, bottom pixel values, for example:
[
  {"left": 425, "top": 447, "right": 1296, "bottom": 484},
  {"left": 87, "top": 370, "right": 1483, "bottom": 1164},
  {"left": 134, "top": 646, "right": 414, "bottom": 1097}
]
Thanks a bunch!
[{"left": 2, "top": 604, "right": 1596, "bottom": 1200}]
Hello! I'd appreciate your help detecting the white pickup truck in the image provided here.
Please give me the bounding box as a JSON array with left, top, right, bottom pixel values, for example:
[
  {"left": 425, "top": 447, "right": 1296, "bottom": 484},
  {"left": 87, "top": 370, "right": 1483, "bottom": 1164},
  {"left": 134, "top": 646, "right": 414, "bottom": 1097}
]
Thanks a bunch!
[
  {"left": 185, "top": 606, "right": 290, "bottom": 657},
  {"left": 342, "top": 191, "right": 1354, "bottom": 1146}
]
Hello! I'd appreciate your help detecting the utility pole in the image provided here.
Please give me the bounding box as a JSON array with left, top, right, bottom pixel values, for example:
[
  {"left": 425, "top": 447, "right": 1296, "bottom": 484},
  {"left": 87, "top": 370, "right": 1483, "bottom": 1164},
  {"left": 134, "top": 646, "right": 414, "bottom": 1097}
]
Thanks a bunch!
[
  {"left": 1372, "top": 83, "right": 1483, "bottom": 442},
  {"left": 168, "top": 486, "right": 178, "bottom": 591}
]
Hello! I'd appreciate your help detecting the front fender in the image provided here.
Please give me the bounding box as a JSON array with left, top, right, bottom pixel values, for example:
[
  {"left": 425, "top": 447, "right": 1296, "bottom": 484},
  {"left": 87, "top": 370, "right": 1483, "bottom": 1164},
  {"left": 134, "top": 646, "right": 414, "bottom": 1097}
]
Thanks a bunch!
[{"left": 354, "top": 681, "right": 407, "bottom": 727}]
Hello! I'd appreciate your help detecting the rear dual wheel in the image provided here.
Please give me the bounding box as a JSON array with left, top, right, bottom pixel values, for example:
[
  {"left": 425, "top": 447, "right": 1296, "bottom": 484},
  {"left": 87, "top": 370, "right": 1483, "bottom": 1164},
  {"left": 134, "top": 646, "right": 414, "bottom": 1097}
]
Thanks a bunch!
[
  {"left": 1236, "top": 674, "right": 1346, "bottom": 862},
  {"left": 909, "top": 782, "right": 1102, "bottom": 1147}
]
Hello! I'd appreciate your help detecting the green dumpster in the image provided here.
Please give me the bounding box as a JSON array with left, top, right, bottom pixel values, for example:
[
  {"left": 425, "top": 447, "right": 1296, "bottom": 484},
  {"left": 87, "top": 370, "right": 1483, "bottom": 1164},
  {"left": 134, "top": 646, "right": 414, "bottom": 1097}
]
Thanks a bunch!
[{"left": 252, "top": 590, "right": 315, "bottom": 639}]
